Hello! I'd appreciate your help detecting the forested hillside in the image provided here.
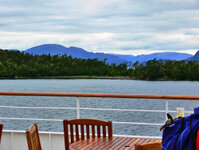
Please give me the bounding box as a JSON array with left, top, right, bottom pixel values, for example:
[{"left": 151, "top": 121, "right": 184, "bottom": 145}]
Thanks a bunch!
[
  {"left": 0, "top": 49, "right": 130, "bottom": 78},
  {"left": 132, "top": 59, "right": 199, "bottom": 80},
  {"left": 0, "top": 49, "right": 199, "bottom": 80}
]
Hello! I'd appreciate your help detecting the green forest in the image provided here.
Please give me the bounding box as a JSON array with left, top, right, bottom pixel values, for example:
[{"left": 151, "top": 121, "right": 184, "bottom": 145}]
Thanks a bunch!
[
  {"left": 0, "top": 49, "right": 199, "bottom": 80},
  {"left": 0, "top": 49, "right": 130, "bottom": 78}
]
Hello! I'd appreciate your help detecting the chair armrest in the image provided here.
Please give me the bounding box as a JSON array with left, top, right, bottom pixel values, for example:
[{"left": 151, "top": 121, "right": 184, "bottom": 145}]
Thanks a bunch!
[{"left": 0, "top": 124, "right": 3, "bottom": 143}]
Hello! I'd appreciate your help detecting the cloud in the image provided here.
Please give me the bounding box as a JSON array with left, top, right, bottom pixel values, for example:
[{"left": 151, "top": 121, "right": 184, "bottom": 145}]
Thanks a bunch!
[
  {"left": 0, "top": 31, "right": 116, "bottom": 50},
  {"left": 0, "top": 0, "right": 199, "bottom": 55}
]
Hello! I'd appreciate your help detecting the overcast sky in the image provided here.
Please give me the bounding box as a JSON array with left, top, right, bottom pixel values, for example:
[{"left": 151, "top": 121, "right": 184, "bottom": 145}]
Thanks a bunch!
[{"left": 0, "top": 0, "right": 199, "bottom": 55}]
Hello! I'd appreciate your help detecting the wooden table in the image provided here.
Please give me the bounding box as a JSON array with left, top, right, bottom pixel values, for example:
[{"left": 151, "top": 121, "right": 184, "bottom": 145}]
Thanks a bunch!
[{"left": 69, "top": 136, "right": 161, "bottom": 150}]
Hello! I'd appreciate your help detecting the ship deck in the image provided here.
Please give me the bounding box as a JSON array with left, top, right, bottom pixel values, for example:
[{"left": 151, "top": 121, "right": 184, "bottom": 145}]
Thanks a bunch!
[{"left": 0, "top": 130, "right": 161, "bottom": 150}]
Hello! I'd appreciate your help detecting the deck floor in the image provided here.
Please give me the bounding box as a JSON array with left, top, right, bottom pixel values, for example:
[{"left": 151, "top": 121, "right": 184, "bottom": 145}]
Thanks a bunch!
[{"left": 69, "top": 136, "right": 161, "bottom": 150}]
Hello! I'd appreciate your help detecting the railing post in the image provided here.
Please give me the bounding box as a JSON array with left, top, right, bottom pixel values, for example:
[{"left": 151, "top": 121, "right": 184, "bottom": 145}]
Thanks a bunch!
[
  {"left": 165, "top": 99, "right": 168, "bottom": 121},
  {"left": 76, "top": 97, "right": 80, "bottom": 119},
  {"left": 11, "top": 132, "right": 13, "bottom": 150},
  {"left": 49, "top": 133, "right": 51, "bottom": 150}
]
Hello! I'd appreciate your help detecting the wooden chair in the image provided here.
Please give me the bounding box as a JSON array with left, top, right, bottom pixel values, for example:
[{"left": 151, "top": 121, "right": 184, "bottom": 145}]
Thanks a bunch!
[
  {"left": 135, "top": 141, "right": 162, "bottom": 150},
  {"left": 0, "top": 124, "right": 3, "bottom": 143},
  {"left": 63, "top": 118, "right": 113, "bottom": 150},
  {"left": 26, "top": 124, "right": 42, "bottom": 150}
]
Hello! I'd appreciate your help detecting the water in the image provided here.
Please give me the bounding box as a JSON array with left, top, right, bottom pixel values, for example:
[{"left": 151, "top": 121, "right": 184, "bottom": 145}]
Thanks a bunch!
[{"left": 0, "top": 79, "right": 199, "bottom": 136}]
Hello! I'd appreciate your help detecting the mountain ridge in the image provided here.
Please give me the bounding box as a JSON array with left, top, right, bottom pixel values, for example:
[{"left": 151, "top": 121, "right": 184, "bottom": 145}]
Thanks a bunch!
[
  {"left": 187, "top": 50, "right": 199, "bottom": 61},
  {"left": 25, "top": 44, "right": 128, "bottom": 65},
  {"left": 24, "top": 44, "right": 193, "bottom": 64},
  {"left": 114, "top": 52, "right": 193, "bottom": 63}
]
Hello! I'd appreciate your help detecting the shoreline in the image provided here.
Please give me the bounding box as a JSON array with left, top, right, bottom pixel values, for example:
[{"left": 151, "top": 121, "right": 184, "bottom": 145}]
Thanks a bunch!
[
  {"left": 0, "top": 76, "right": 198, "bottom": 81},
  {"left": 0, "top": 76, "right": 132, "bottom": 80}
]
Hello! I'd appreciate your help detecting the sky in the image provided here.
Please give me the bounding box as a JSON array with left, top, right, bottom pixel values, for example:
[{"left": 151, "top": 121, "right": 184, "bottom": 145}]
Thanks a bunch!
[{"left": 0, "top": 0, "right": 199, "bottom": 55}]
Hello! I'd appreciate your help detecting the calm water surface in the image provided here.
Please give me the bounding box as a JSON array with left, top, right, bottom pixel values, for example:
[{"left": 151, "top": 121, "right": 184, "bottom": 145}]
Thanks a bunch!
[{"left": 0, "top": 79, "right": 199, "bottom": 136}]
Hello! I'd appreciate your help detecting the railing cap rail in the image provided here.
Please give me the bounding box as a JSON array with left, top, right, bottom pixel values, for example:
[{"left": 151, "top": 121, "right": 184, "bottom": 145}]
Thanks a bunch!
[{"left": 0, "top": 91, "right": 199, "bottom": 100}]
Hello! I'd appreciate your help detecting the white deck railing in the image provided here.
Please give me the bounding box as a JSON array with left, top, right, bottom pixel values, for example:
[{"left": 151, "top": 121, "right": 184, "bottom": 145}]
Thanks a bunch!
[{"left": 0, "top": 92, "right": 198, "bottom": 127}]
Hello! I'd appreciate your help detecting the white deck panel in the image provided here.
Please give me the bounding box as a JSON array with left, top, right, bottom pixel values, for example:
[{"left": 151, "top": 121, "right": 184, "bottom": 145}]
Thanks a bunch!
[{"left": 0, "top": 130, "right": 65, "bottom": 150}]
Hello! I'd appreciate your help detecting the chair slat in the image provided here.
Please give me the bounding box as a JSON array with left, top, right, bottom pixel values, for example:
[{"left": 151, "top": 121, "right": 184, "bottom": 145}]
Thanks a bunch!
[
  {"left": 70, "top": 124, "right": 74, "bottom": 143},
  {"left": 81, "top": 125, "right": 84, "bottom": 140},
  {"left": 103, "top": 125, "right": 106, "bottom": 137},
  {"left": 75, "top": 124, "right": 79, "bottom": 141},
  {"left": 92, "top": 125, "right": 95, "bottom": 138},
  {"left": 97, "top": 125, "right": 101, "bottom": 138},
  {"left": 86, "top": 125, "right": 90, "bottom": 139},
  {"left": 108, "top": 121, "right": 113, "bottom": 138}
]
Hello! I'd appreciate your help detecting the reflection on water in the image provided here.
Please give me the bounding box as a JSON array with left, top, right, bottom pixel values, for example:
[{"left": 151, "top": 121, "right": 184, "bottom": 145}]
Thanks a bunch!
[{"left": 0, "top": 79, "right": 199, "bottom": 136}]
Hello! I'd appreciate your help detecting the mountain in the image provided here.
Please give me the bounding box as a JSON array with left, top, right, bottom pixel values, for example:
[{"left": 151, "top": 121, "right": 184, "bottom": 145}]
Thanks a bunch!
[
  {"left": 187, "top": 50, "right": 199, "bottom": 61},
  {"left": 25, "top": 44, "right": 68, "bottom": 55},
  {"left": 25, "top": 44, "right": 193, "bottom": 64},
  {"left": 8, "top": 49, "right": 20, "bottom": 51},
  {"left": 113, "top": 54, "right": 135, "bottom": 62},
  {"left": 25, "top": 44, "right": 128, "bottom": 65},
  {"left": 115, "top": 52, "right": 192, "bottom": 63}
]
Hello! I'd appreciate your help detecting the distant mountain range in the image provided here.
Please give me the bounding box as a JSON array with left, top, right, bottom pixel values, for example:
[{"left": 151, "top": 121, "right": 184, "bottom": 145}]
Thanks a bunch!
[
  {"left": 187, "top": 50, "right": 199, "bottom": 61},
  {"left": 114, "top": 52, "right": 192, "bottom": 63},
  {"left": 25, "top": 44, "right": 127, "bottom": 65},
  {"left": 24, "top": 44, "right": 197, "bottom": 64}
]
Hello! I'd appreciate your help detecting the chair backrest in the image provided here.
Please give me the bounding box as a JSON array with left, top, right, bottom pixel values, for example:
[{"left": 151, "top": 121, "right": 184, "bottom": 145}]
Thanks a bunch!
[
  {"left": 0, "top": 124, "right": 3, "bottom": 143},
  {"left": 63, "top": 118, "right": 113, "bottom": 150},
  {"left": 135, "top": 141, "right": 162, "bottom": 150},
  {"left": 26, "top": 124, "right": 42, "bottom": 150}
]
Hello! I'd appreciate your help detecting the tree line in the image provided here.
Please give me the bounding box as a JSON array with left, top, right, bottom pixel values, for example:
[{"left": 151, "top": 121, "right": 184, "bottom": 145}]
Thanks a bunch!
[
  {"left": 0, "top": 49, "right": 199, "bottom": 80},
  {"left": 0, "top": 49, "right": 130, "bottom": 78},
  {"left": 132, "top": 59, "right": 199, "bottom": 80}
]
